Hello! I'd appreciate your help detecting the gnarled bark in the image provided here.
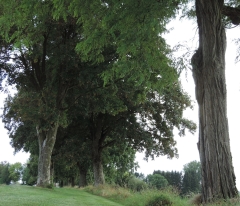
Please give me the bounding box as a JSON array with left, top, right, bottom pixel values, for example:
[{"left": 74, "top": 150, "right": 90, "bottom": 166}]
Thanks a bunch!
[
  {"left": 36, "top": 123, "right": 59, "bottom": 187},
  {"left": 193, "top": 0, "right": 238, "bottom": 202}
]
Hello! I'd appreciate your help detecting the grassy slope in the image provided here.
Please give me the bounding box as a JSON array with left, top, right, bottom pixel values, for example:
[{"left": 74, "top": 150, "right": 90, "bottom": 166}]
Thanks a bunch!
[{"left": 0, "top": 184, "right": 123, "bottom": 206}]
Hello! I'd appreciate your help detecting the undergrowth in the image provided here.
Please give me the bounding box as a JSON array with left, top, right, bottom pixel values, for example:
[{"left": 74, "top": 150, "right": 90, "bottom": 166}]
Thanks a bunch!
[{"left": 84, "top": 184, "right": 189, "bottom": 206}]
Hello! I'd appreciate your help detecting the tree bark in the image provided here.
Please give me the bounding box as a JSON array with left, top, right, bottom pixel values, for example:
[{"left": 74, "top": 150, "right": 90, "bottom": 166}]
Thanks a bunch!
[
  {"left": 92, "top": 152, "right": 105, "bottom": 186},
  {"left": 91, "top": 114, "right": 105, "bottom": 186},
  {"left": 36, "top": 123, "right": 59, "bottom": 187},
  {"left": 70, "top": 176, "right": 75, "bottom": 187},
  {"left": 192, "top": 0, "right": 238, "bottom": 202}
]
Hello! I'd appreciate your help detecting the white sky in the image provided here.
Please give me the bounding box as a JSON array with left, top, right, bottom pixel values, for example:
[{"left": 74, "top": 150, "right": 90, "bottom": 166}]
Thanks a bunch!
[{"left": 1, "top": 17, "right": 240, "bottom": 188}]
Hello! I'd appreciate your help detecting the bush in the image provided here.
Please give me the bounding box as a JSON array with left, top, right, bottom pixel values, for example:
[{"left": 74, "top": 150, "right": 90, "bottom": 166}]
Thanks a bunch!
[
  {"left": 127, "top": 176, "right": 148, "bottom": 192},
  {"left": 146, "top": 194, "right": 173, "bottom": 206}
]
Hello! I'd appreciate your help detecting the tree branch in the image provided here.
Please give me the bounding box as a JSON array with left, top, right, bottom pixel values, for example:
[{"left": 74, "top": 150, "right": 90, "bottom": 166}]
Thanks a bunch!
[
  {"left": 222, "top": 5, "right": 240, "bottom": 25},
  {"left": 101, "top": 140, "right": 116, "bottom": 149}
]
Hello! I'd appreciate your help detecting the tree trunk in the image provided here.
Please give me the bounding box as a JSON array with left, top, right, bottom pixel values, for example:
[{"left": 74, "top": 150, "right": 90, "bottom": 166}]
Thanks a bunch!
[
  {"left": 77, "top": 162, "right": 88, "bottom": 187},
  {"left": 70, "top": 176, "right": 75, "bottom": 187},
  {"left": 79, "top": 171, "right": 87, "bottom": 187},
  {"left": 192, "top": 0, "right": 238, "bottom": 202},
  {"left": 92, "top": 153, "right": 105, "bottom": 186},
  {"left": 50, "top": 160, "right": 54, "bottom": 185},
  {"left": 90, "top": 113, "right": 105, "bottom": 186},
  {"left": 36, "top": 123, "right": 59, "bottom": 187}
]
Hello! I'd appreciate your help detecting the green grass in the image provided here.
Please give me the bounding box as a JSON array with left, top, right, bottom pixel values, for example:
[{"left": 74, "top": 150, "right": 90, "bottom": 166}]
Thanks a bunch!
[{"left": 0, "top": 184, "right": 123, "bottom": 206}]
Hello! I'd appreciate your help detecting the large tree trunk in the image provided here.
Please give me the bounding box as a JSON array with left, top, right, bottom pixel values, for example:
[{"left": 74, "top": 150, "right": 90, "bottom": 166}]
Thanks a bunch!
[
  {"left": 192, "top": 0, "right": 238, "bottom": 202},
  {"left": 36, "top": 123, "right": 59, "bottom": 187}
]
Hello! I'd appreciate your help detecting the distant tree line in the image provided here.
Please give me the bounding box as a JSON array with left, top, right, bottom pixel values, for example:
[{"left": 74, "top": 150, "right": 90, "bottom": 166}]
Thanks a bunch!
[
  {"left": 1, "top": 158, "right": 201, "bottom": 196},
  {"left": 0, "top": 161, "right": 23, "bottom": 184},
  {"left": 134, "top": 160, "right": 201, "bottom": 195}
]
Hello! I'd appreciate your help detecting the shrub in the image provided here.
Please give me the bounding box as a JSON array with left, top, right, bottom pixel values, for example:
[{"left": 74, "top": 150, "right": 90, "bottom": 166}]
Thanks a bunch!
[
  {"left": 145, "top": 194, "right": 173, "bottom": 206},
  {"left": 127, "top": 176, "right": 148, "bottom": 192}
]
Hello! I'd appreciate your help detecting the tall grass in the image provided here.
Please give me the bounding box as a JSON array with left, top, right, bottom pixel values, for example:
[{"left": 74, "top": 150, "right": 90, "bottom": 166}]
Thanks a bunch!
[
  {"left": 84, "top": 184, "right": 240, "bottom": 206},
  {"left": 84, "top": 184, "right": 190, "bottom": 206}
]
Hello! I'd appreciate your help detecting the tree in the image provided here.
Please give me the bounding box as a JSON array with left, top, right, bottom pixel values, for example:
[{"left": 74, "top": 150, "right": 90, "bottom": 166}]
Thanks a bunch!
[
  {"left": 134, "top": 172, "right": 146, "bottom": 181},
  {"left": 182, "top": 161, "right": 201, "bottom": 195},
  {"left": 0, "top": 0, "right": 83, "bottom": 186},
  {"left": 153, "top": 170, "right": 182, "bottom": 190},
  {"left": 8, "top": 162, "right": 23, "bottom": 183},
  {"left": 22, "top": 155, "right": 38, "bottom": 186},
  {"left": 0, "top": 161, "right": 11, "bottom": 185},
  {"left": 147, "top": 174, "right": 168, "bottom": 190},
  {"left": 191, "top": 0, "right": 240, "bottom": 202}
]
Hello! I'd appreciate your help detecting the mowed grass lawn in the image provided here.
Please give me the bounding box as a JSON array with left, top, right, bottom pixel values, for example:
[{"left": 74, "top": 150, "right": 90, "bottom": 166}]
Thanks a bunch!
[{"left": 0, "top": 184, "right": 123, "bottom": 206}]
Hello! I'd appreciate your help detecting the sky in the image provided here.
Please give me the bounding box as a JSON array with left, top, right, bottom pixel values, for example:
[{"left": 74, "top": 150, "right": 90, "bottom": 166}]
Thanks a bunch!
[{"left": 1, "top": 17, "right": 240, "bottom": 187}]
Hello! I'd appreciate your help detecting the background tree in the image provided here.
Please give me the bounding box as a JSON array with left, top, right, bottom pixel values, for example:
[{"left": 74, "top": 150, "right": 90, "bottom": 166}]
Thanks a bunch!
[
  {"left": 134, "top": 172, "right": 146, "bottom": 181},
  {"left": 146, "top": 174, "right": 168, "bottom": 190},
  {"left": 22, "top": 155, "right": 38, "bottom": 186},
  {"left": 0, "top": 161, "right": 11, "bottom": 185},
  {"left": 153, "top": 170, "right": 182, "bottom": 190},
  {"left": 8, "top": 162, "right": 23, "bottom": 183},
  {"left": 181, "top": 161, "right": 201, "bottom": 195}
]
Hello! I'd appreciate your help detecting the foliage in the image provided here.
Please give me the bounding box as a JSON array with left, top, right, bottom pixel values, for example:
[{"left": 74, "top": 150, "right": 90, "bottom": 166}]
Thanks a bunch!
[
  {"left": 145, "top": 194, "right": 173, "bottom": 206},
  {"left": 0, "top": 161, "right": 11, "bottom": 185},
  {"left": 21, "top": 155, "right": 38, "bottom": 186},
  {"left": 182, "top": 161, "right": 201, "bottom": 195},
  {"left": 153, "top": 170, "right": 182, "bottom": 190},
  {"left": 52, "top": 0, "right": 183, "bottom": 87},
  {"left": 8, "top": 162, "right": 23, "bottom": 182},
  {"left": 134, "top": 172, "right": 146, "bottom": 181},
  {"left": 146, "top": 174, "right": 169, "bottom": 190}
]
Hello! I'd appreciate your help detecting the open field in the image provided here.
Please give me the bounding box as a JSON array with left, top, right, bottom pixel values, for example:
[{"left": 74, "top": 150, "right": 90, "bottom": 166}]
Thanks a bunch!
[{"left": 0, "top": 184, "right": 123, "bottom": 206}]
